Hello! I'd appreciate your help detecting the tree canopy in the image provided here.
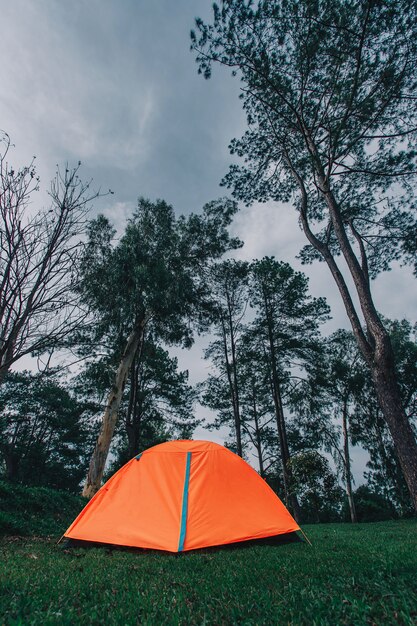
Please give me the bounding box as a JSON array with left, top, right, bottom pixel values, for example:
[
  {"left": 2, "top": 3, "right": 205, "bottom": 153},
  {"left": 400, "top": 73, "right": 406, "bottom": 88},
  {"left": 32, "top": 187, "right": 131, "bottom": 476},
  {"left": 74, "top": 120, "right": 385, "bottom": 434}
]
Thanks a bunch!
[{"left": 191, "top": 0, "right": 417, "bottom": 510}]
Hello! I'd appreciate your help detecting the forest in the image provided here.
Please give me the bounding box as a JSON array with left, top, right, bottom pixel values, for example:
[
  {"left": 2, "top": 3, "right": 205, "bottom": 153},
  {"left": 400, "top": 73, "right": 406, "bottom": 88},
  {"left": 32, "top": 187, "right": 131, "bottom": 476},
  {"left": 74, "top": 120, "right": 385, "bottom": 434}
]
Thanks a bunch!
[
  {"left": 0, "top": 139, "right": 415, "bottom": 525},
  {"left": 1, "top": 0, "right": 417, "bottom": 528}
]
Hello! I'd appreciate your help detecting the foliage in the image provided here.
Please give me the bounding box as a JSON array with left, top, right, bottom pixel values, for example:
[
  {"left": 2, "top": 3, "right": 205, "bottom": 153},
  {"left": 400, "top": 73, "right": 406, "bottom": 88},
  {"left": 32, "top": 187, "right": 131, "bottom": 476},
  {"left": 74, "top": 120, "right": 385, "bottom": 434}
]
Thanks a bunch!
[
  {"left": 192, "top": 0, "right": 417, "bottom": 276},
  {"left": 389, "top": 319, "right": 417, "bottom": 422},
  {"left": 0, "top": 480, "right": 83, "bottom": 537},
  {"left": 1, "top": 521, "right": 417, "bottom": 624},
  {"left": 342, "top": 486, "right": 398, "bottom": 523},
  {"left": 78, "top": 197, "right": 242, "bottom": 494},
  {"left": 248, "top": 257, "right": 330, "bottom": 374},
  {"left": 289, "top": 451, "right": 344, "bottom": 523},
  {"left": 78, "top": 197, "right": 242, "bottom": 354},
  {"left": 0, "top": 371, "right": 94, "bottom": 490}
]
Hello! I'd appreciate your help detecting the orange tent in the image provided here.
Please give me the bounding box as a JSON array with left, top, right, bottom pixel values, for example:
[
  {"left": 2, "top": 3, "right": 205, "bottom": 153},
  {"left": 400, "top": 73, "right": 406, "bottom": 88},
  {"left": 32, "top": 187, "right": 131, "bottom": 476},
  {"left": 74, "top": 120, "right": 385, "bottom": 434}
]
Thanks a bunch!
[{"left": 64, "top": 440, "right": 300, "bottom": 552}]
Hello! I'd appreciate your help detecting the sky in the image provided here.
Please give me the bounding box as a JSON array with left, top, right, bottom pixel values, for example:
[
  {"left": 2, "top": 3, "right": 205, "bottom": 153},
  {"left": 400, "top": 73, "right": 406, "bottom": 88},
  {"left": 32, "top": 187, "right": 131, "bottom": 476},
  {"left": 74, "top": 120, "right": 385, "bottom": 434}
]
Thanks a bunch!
[{"left": 1, "top": 0, "right": 416, "bottom": 480}]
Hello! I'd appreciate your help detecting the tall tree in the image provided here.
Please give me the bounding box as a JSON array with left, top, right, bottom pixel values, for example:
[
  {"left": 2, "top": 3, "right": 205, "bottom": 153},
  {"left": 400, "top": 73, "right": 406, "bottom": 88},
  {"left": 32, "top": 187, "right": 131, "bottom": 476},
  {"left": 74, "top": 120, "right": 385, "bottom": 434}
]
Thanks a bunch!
[
  {"left": 201, "top": 260, "right": 249, "bottom": 456},
  {"left": 313, "top": 331, "right": 365, "bottom": 522},
  {"left": 191, "top": 0, "right": 417, "bottom": 508},
  {"left": 0, "top": 132, "right": 101, "bottom": 381},
  {"left": 249, "top": 257, "right": 329, "bottom": 519},
  {"left": 80, "top": 197, "right": 241, "bottom": 497},
  {"left": 238, "top": 327, "right": 279, "bottom": 477}
]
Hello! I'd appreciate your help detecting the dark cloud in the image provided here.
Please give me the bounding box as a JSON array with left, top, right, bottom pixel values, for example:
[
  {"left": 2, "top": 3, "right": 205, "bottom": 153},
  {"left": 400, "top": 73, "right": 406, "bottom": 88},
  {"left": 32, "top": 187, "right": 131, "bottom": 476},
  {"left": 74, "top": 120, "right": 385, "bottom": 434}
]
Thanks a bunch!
[{"left": 0, "top": 0, "right": 244, "bottom": 214}]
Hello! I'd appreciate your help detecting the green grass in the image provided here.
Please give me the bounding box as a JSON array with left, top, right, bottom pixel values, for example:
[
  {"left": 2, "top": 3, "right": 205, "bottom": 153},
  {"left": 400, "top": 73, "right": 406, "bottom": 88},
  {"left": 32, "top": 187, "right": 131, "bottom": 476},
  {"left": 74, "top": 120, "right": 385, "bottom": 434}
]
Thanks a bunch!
[{"left": 1, "top": 520, "right": 416, "bottom": 625}]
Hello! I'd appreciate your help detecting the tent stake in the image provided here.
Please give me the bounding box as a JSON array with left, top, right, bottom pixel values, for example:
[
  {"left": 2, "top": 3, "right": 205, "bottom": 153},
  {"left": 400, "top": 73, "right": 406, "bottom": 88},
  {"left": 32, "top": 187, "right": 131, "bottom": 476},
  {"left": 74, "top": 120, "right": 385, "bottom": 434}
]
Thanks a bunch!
[{"left": 299, "top": 527, "right": 312, "bottom": 546}]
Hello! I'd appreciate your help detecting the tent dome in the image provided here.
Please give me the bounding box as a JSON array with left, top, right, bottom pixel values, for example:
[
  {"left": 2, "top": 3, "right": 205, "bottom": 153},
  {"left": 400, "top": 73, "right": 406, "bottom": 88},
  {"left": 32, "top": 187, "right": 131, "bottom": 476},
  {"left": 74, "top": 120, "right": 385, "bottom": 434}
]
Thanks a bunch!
[{"left": 65, "top": 440, "right": 299, "bottom": 552}]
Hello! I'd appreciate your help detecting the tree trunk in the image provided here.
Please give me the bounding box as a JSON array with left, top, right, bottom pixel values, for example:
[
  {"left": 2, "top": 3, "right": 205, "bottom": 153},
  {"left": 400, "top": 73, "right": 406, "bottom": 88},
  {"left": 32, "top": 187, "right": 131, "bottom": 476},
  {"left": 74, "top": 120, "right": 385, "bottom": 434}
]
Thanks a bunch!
[
  {"left": 252, "top": 383, "right": 265, "bottom": 477},
  {"left": 313, "top": 495, "right": 321, "bottom": 524},
  {"left": 370, "top": 344, "right": 417, "bottom": 510},
  {"left": 271, "top": 375, "right": 302, "bottom": 523},
  {"left": 126, "top": 399, "right": 143, "bottom": 460},
  {"left": 126, "top": 417, "right": 141, "bottom": 459},
  {"left": 82, "top": 318, "right": 146, "bottom": 498},
  {"left": 320, "top": 180, "right": 417, "bottom": 511},
  {"left": 228, "top": 302, "right": 243, "bottom": 458},
  {"left": 262, "top": 296, "right": 302, "bottom": 522},
  {"left": 342, "top": 398, "right": 357, "bottom": 523},
  {"left": 220, "top": 313, "right": 243, "bottom": 456},
  {"left": 125, "top": 357, "right": 141, "bottom": 458},
  {"left": 288, "top": 152, "right": 417, "bottom": 511},
  {"left": 0, "top": 349, "right": 13, "bottom": 385}
]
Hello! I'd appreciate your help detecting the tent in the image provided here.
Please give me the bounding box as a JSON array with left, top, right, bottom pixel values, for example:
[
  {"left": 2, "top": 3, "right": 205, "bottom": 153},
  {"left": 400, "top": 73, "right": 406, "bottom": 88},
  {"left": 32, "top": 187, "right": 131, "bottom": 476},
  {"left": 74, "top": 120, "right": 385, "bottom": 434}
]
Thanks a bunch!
[{"left": 64, "top": 440, "right": 300, "bottom": 552}]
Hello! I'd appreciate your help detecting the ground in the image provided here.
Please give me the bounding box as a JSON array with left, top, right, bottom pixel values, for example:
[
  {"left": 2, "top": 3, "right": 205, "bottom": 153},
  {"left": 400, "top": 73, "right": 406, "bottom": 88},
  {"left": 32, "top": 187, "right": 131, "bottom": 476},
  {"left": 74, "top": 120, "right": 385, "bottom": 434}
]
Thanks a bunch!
[{"left": 1, "top": 520, "right": 416, "bottom": 625}]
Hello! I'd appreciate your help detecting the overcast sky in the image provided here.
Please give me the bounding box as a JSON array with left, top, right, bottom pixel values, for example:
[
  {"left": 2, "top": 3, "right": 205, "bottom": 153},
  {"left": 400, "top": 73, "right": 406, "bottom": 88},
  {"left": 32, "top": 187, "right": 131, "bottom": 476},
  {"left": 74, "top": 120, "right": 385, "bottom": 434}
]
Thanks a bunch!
[{"left": 1, "top": 0, "right": 416, "bottom": 478}]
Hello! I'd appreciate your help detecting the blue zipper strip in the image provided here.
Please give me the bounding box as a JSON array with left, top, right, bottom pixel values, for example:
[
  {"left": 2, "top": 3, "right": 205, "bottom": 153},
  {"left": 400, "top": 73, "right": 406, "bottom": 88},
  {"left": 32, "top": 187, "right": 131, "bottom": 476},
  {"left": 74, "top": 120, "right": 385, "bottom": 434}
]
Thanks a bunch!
[{"left": 178, "top": 451, "right": 192, "bottom": 552}]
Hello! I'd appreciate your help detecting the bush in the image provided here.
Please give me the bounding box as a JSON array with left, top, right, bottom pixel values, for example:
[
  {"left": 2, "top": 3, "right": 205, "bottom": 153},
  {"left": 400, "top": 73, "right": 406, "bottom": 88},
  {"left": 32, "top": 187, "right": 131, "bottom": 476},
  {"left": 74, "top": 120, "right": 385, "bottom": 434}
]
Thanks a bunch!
[
  {"left": 343, "top": 486, "right": 398, "bottom": 522},
  {"left": 0, "top": 480, "right": 84, "bottom": 537}
]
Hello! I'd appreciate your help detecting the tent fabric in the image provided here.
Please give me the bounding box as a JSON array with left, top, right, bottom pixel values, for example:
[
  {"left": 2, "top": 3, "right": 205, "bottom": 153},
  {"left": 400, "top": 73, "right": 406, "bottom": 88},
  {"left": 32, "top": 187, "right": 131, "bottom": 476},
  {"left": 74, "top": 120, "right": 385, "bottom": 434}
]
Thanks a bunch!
[{"left": 65, "top": 440, "right": 300, "bottom": 552}]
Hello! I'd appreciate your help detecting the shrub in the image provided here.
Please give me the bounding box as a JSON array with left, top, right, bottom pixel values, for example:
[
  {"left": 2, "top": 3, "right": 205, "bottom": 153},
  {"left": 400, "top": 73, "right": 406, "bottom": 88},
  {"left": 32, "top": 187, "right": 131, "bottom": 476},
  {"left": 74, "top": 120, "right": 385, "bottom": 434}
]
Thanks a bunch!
[{"left": 0, "top": 480, "right": 84, "bottom": 537}]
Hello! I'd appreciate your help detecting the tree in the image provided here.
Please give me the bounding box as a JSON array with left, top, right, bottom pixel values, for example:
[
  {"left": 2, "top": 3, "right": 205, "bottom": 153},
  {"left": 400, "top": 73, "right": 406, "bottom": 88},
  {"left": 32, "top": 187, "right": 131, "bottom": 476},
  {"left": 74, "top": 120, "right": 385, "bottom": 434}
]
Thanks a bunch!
[
  {"left": 0, "top": 132, "right": 102, "bottom": 381},
  {"left": 290, "top": 332, "right": 361, "bottom": 522},
  {"left": 201, "top": 260, "right": 249, "bottom": 456},
  {"left": 346, "top": 485, "right": 397, "bottom": 522},
  {"left": 350, "top": 319, "right": 417, "bottom": 512},
  {"left": 311, "top": 331, "right": 366, "bottom": 522},
  {"left": 248, "top": 257, "right": 329, "bottom": 519},
  {"left": 238, "top": 327, "right": 278, "bottom": 476},
  {"left": 122, "top": 338, "right": 197, "bottom": 460},
  {"left": 76, "top": 336, "right": 197, "bottom": 469},
  {"left": 0, "top": 370, "right": 92, "bottom": 490},
  {"left": 80, "top": 197, "right": 241, "bottom": 497},
  {"left": 289, "top": 451, "right": 344, "bottom": 523},
  {"left": 191, "top": 0, "right": 417, "bottom": 508},
  {"left": 203, "top": 335, "right": 277, "bottom": 468}
]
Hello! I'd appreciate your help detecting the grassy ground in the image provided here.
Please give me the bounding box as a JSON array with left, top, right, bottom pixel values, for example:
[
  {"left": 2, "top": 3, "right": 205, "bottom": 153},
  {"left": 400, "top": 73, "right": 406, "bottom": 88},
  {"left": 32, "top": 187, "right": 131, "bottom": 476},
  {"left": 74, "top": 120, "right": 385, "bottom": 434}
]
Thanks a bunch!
[{"left": 0, "top": 520, "right": 416, "bottom": 625}]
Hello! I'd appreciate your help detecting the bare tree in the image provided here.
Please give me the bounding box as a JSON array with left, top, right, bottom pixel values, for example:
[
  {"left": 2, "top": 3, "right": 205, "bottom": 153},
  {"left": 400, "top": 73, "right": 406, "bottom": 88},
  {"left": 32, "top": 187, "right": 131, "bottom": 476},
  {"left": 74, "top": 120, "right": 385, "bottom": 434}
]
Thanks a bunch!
[{"left": 0, "top": 132, "right": 101, "bottom": 380}]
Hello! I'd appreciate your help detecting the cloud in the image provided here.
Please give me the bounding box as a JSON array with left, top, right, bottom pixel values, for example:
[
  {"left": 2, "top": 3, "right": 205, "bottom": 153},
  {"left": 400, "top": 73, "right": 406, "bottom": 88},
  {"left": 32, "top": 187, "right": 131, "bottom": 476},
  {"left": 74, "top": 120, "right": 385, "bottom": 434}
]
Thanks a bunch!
[
  {"left": 1, "top": 1, "right": 160, "bottom": 173},
  {"left": 0, "top": 0, "right": 245, "bottom": 220}
]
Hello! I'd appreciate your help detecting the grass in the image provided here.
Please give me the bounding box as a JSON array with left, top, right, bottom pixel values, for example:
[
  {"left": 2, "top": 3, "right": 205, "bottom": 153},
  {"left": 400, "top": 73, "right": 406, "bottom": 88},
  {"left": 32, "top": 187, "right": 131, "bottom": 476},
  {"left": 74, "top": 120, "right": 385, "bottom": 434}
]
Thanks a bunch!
[{"left": 0, "top": 520, "right": 416, "bottom": 625}]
